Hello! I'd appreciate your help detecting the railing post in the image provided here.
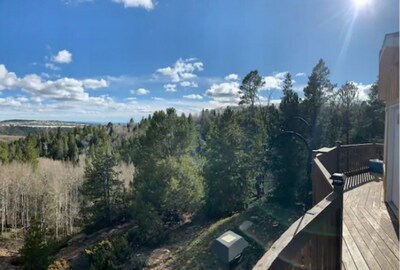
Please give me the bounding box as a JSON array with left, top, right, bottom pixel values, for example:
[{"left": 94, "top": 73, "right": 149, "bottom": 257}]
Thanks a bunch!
[
  {"left": 336, "top": 141, "right": 342, "bottom": 173},
  {"left": 332, "top": 173, "right": 346, "bottom": 270}
]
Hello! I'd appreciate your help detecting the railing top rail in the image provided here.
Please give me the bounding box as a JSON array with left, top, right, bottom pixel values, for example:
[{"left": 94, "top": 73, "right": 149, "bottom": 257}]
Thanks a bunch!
[
  {"left": 253, "top": 192, "right": 338, "bottom": 270},
  {"left": 339, "top": 142, "right": 383, "bottom": 148},
  {"left": 313, "top": 146, "right": 336, "bottom": 154}
]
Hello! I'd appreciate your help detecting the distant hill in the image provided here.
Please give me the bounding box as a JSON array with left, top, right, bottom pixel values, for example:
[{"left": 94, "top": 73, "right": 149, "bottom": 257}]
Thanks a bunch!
[{"left": 0, "top": 119, "right": 88, "bottom": 136}]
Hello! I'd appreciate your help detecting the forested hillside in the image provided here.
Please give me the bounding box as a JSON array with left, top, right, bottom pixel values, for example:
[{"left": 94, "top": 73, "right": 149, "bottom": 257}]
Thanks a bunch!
[{"left": 0, "top": 59, "right": 385, "bottom": 270}]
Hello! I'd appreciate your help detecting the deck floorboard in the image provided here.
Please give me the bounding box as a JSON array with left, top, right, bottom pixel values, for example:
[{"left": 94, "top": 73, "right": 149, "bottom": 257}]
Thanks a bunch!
[{"left": 343, "top": 173, "right": 399, "bottom": 269}]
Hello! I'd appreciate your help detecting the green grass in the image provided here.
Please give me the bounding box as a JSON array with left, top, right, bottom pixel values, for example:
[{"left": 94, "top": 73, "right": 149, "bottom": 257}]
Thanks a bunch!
[{"left": 162, "top": 201, "right": 302, "bottom": 269}]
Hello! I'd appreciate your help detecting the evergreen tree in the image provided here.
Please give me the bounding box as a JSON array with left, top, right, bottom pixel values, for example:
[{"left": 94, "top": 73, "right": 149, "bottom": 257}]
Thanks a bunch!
[
  {"left": 363, "top": 82, "right": 385, "bottom": 141},
  {"left": 204, "top": 108, "right": 251, "bottom": 217},
  {"left": 67, "top": 134, "right": 79, "bottom": 162},
  {"left": 302, "top": 59, "right": 335, "bottom": 148},
  {"left": 271, "top": 73, "right": 307, "bottom": 206},
  {"left": 239, "top": 70, "right": 265, "bottom": 109},
  {"left": 0, "top": 143, "right": 8, "bottom": 163},
  {"left": 279, "top": 73, "right": 300, "bottom": 129},
  {"left": 338, "top": 81, "right": 358, "bottom": 144},
  {"left": 19, "top": 221, "right": 52, "bottom": 270},
  {"left": 133, "top": 108, "right": 203, "bottom": 228},
  {"left": 81, "top": 149, "right": 123, "bottom": 229}
]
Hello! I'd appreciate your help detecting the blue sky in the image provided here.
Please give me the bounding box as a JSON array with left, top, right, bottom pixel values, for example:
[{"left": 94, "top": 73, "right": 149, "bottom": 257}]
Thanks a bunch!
[{"left": 0, "top": 0, "right": 398, "bottom": 122}]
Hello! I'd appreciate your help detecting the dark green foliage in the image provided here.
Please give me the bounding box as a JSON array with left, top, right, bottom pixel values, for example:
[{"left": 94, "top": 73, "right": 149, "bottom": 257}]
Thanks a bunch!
[
  {"left": 356, "top": 82, "right": 385, "bottom": 142},
  {"left": 269, "top": 73, "right": 307, "bottom": 205},
  {"left": 338, "top": 81, "right": 358, "bottom": 144},
  {"left": 0, "top": 143, "right": 9, "bottom": 163},
  {"left": 85, "top": 236, "right": 131, "bottom": 270},
  {"left": 279, "top": 73, "right": 300, "bottom": 130},
  {"left": 19, "top": 221, "right": 53, "bottom": 270},
  {"left": 132, "top": 108, "right": 204, "bottom": 229},
  {"left": 204, "top": 108, "right": 251, "bottom": 217},
  {"left": 67, "top": 133, "right": 79, "bottom": 163},
  {"left": 129, "top": 201, "right": 164, "bottom": 246},
  {"left": 267, "top": 73, "right": 308, "bottom": 206},
  {"left": 239, "top": 70, "right": 265, "bottom": 108},
  {"left": 302, "top": 59, "right": 335, "bottom": 148},
  {"left": 80, "top": 150, "right": 125, "bottom": 230},
  {"left": 4, "top": 124, "right": 119, "bottom": 163}
]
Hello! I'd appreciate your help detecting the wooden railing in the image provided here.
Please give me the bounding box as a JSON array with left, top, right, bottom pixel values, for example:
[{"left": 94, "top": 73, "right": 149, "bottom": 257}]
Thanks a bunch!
[
  {"left": 312, "top": 142, "right": 383, "bottom": 204},
  {"left": 253, "top": 143, "right": 383, "bottom": 270},
  {"left": 253, "top": 182, "right": 344, "bottom": 270},
  {"left": 337, "top": 143, "right": 383, "bottom": 176}
]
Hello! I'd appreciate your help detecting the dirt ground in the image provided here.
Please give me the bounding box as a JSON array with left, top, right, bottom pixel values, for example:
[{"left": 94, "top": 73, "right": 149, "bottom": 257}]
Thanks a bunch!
[{"left": 0, "top": 238, "right": 23, "bottom": 270}]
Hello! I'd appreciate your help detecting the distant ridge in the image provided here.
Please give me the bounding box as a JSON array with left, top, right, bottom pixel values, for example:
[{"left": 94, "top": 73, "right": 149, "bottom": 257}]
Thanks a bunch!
[{"left": 0, "top": 120, "right": 90, "bottom": 137}]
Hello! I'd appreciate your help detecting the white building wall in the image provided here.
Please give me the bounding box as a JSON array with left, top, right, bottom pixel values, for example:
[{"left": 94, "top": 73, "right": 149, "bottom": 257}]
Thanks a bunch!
[{"left": 385, "top": 102, "right": 399, "bottom": 215}]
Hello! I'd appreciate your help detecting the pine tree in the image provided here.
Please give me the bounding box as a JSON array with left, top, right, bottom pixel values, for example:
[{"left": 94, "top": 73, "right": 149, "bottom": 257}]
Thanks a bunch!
[
  {"left": 364, "top": 82, "right": 385, "bottom": 141},
  {"left": 19, "top": 220, "right": 52, "bottom": 270},
  {"left": 239, "top": 70, "right": 265, "bottom": 109},
  {"left": 81, "top": 150, "right": 123, "bottom": 229},
  {"left": 272, "top": 73, "right": 307, "bottom": 206},
  {"left": 302, "top": 59, "right": 335, "bottom": 148},
  {"left": 0, "top": 143, "right": 8, "bottom": 163},
  {"left": 133, "top": 108, "right": 204, "bottom": 227},
  {"left": 204, "top": 108, "right": 251, "bottom": 217},
  {"left": 280, "top": 73, "right": 300, "bottom": 129},
  {"left": 67, "top": 134, "right": 79, "bottom": 162},
  {"left": 338, "top": 81, "right": 358, "bottom": 144}
]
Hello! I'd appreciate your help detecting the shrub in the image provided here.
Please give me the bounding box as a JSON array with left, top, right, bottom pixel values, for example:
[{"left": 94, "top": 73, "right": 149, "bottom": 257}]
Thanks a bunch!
[
  {"left": 129, "top": 255, "right": 147, "bottom": 270},
  {"left": 85, "top": 236, "right": 132, "bottom": 270},
  {"left": 47, "top": 259, "right": 70, "bottom": 270},
  {"left": 85, "top": 240, "right": 119, "bottom": 270},
  {"left": 19, "top": 221, "right": 53, "bottom": 270},
  {"left": 133, "top": 201, "right": 164, "bottom": 246}
]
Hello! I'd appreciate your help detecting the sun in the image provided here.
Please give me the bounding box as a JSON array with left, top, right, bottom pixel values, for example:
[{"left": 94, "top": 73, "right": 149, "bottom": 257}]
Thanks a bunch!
[{"left": 353, "top": 0, "right": 371, "bottom": 9}]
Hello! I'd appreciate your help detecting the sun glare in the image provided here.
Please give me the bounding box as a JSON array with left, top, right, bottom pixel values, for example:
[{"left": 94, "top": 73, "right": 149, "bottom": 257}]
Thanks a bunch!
[{"left": 353, "top": 0, "right": 371, "bottom": 9}]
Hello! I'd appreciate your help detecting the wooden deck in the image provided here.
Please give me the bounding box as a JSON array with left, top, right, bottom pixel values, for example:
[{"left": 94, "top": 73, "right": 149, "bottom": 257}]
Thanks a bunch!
[{"left": 342, "top": 173, "right": 399, "bottom": 270}]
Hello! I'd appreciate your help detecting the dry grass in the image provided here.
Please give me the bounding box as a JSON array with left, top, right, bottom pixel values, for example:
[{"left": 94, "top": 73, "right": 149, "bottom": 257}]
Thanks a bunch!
[
  {"left": 0, "top": 135, "right": 23, "bottom": 143},
  {"left": 143, "top": 201, "right": 302, "bottom": 270}
]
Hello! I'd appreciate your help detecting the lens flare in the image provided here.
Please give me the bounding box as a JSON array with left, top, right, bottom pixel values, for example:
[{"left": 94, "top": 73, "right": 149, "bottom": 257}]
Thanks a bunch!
[{"left": 353, "top": 0, "right": 371, "bottom": 9}]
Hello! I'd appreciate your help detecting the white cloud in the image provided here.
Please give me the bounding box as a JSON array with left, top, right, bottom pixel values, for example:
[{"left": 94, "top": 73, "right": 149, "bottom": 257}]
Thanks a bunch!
[
  {"left": 83, "top": 79, "right": 109, "bottom": 89},
  {"left": 0, "top": 97, "right": 23, "bottom": 107},
  {"left": 152, "top": 97, "right": 165, "bottom": 101},
  {"left": 180, "top": 81, "right": 198, "bottom": 88},
  {"left": 0, "top": 65, "right": 18, "bottom": 91},
  {"left": 19, "top": 76, "right": 90, "bottom": 101},
  {"left": 295, "top": 72, "right": 306, "bottom": 77},
  {"left": 261, "top": 71, "right": 287, "bottom": 91},
  {"left": 45, "top": 63, "right": 60, "bottom": 71},
  {"left": 52, "top": 50, "right": 72, "bottom": 64},
  {"left": 164, "top": 84, "right": 177, "bottom": 92},
  {"left": 224, "top": 74, "right": 239, "bottom": 81},
  {"left": 131, "top": 88, "right": 150, "bottom": 95},
  {"left": 112, "top": 0, "right": 154, "bottom": 9},
  {"left": 351, "top": 82, "right": 373, "bottom": 101},
  {"left": 0, "top": 64, "right": 108, "bottom": 102},
  {"left": 157, "top": 58, "right": 203, "bottom": 83},
  {"left": 183, "top": 94, "right": 203, "bottom": 100},
  {"left": 293, "top": 84, "right": 306, "bottom": 93},
  {"left": 16, "top": 96, "right": 29, "bottom": 103},
  {"left": 205, "top": 81, "right": 241, "bottom": 105}
]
